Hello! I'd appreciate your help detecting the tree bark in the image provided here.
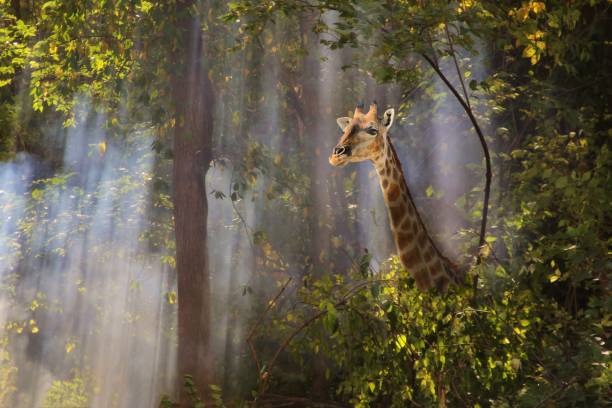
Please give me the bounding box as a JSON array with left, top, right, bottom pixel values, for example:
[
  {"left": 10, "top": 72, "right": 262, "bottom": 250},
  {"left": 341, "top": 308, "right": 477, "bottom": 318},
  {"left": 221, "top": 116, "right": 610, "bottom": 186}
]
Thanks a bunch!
[{"left": 171, "top": 2, "right": 214, "bottom": 404}]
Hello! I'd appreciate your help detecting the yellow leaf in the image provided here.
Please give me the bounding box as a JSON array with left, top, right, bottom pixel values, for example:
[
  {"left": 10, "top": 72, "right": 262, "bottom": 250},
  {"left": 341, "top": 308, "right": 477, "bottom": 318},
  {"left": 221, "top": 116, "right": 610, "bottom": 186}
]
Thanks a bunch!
[
  {"left": 395, "top": 334, "right": 407, "bottom": 350},
  {"left": 140, "top": 0, "right": 153, "bottom": 13},
  {"left": 331, "top": 236, "right": 342, "bottom": 248},
  {"left": 425, "top": 185, "right": 434, "bottom": 197},
  {"left": 66, "top": 342, "right": 76, "bottom": 353},
  {"left": 479, "top": 244, "right": 491, "bottom": 258},
  {"left": 531, "top": 2, "right": 545, "bottom": 13},
  {"left": 262, "top": 242, "right": 274, "bottom": 257},
  {"left": 458, "top": 0, "right": 473, "bottom": 12},
  {"left": 166, "top": 291, "right": 177, "bottom": 305},
  {"left": 516, "top": 6, "right": 529, "bottom": 21},
  {"left": 30, "top": 299, "right": 41, "bottom": 311},
  {"left": 94, "top": 58, "right": 105, "bottom": 71},
  {"left": 31, "top": 326, "right": 39, "bottom": 334},
  {"left": 98, "top": 141, "right": 107, "bottom": 156},
  {"left": 522, "top": 45, "right": 536, "bottom": 58}
]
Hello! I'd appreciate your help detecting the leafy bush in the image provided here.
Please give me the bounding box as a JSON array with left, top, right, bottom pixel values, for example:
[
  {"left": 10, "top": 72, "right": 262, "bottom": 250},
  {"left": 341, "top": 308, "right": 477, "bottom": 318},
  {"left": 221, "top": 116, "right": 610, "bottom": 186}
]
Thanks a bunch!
[
  {"left": 42, "top": 375, "right": 89, "bottom": 408},
  {"left": 0, "top": 336, "right": 17, "bottom": 406}
]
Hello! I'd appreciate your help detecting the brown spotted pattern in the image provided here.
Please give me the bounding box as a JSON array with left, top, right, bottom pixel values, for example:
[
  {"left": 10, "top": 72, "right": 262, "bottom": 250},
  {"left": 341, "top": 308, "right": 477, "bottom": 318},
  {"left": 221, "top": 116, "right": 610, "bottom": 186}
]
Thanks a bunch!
[
  {"left": 377, "top": 152, "right": 461, "bottom": 291},
  {"left": 330, "top": 102, "right": 461, "bottom": 292}
]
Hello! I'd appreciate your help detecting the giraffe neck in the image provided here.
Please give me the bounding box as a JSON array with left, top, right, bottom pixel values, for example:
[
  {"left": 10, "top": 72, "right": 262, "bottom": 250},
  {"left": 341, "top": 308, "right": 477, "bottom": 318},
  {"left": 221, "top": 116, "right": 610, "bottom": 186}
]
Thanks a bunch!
[{"left": 372, "top": 139, "right": 455, "bottom": 291}]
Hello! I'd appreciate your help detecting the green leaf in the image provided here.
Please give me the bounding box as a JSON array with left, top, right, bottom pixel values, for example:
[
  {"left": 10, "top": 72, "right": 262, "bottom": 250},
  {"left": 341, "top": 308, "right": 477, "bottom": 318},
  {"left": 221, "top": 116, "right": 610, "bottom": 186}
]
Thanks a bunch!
[
  {"left": 395, "top": 334, "right": 407, "bottom": 351},
  {"left": 555, "top": 176, "right": 568, "bottom": 189},
  {"left": 425, "top": 185, "right": 434, "bottom": 198},
  {"left": 165, "top": 291, "right": 177, "bottom": 304},
  {"left": 368, "top": 382, "right": 375, "bottom": 393},
  {"left": 140, "top": 1, "right": 153, "bottom": 13},
  {"left": 31, "top": 189, "right": 44, "bottom": 201}
]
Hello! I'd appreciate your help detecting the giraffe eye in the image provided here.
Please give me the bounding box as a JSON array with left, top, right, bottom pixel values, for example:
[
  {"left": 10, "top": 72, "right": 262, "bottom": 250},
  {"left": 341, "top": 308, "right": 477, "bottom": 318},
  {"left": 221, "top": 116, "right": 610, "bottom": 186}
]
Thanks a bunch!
[{"left": 366, "top": 128, "right": 377, "bottom": 135}]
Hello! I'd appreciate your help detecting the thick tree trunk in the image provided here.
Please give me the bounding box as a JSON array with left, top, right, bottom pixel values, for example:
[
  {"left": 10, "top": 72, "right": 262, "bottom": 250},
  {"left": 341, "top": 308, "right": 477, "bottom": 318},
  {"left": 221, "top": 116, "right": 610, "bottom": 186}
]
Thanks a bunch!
[{"left": 171, "top": 3, "right": 214, "bottom": 404}]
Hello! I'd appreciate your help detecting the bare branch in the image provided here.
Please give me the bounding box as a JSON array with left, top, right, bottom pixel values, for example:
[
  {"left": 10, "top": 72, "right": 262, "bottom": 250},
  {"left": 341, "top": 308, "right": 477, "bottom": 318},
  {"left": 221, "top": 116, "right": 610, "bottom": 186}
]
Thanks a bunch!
[
  {"left": 246, "top": 277, "right": 293, "bottom": 375},
  {"left": 444, "top": 25, "right": 471, "bottom": 109},
  {"left": 421, "top": 53, "right": 492, "bottom": 295},
  {"left": 533, "top": 377, "right": 577, "bottom": 408},
  {"left": 257, "top": 279, "right": 394, "bottom": 392}
]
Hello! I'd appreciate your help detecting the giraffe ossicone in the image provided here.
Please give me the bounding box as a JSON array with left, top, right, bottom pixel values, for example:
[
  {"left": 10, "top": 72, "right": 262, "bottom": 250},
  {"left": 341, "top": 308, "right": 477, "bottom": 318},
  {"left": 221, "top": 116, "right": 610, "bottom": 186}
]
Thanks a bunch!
[{"left": 329, "top": 102, "right": 462, "bottom": 291}]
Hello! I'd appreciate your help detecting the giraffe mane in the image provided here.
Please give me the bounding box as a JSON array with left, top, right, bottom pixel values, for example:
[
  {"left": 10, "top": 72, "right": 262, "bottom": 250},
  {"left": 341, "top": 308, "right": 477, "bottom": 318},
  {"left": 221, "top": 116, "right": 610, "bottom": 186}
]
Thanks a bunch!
[{"left": 387, "top": 138, "right": 462, "bottom": 284}]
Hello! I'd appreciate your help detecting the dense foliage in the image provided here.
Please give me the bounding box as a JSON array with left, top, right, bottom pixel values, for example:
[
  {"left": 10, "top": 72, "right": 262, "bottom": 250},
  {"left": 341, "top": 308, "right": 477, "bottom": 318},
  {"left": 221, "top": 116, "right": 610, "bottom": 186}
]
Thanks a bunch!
[
  {"left": 223, "top": 0, "right": 611, "bottom": 406},
  {"left": 0, "top": 0, "right": 609, "bottom": 407}
]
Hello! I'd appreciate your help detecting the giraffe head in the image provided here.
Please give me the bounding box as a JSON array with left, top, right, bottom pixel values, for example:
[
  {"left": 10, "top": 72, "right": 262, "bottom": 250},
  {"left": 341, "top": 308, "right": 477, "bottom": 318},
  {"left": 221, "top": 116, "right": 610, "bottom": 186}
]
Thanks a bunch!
[{"left": 329, "top": 102, "right": 395, "bottom": 167}]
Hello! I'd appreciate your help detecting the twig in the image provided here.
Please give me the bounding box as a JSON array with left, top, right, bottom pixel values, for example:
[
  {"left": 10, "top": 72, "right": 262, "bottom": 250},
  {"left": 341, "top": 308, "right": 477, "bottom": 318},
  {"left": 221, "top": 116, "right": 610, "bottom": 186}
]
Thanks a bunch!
[
  {"left": 421, "top": 53, "right": 492, "bottom": 297},
  {"left": 444, "top": 25, "right": 471, "bottom": 109},
  {"left": 246, "top": 277, "right": 293, "bottom": 375},
  {"left": 465, "top": 230, "right": 508, "bottom": 270},
  {"left": 228, "top": 169, "right": 254, "bottom": 247},
  {"left": 258, "top": 279, "right": 391, "bottom": 391},
  {"left": 449, "top": 368, "right": 471, "bottom": 407},
  {"left": 264, "top": 309, "right": 328, "bottom": 384},
  {"left": 339, "top": 247, "right": 377, "bottom": 277},
  {"left": 258, "top": 393, "right": 348, "bottom": 408},
  {"left": 532, "top": 377, "right": 577, "bottom": 408}
]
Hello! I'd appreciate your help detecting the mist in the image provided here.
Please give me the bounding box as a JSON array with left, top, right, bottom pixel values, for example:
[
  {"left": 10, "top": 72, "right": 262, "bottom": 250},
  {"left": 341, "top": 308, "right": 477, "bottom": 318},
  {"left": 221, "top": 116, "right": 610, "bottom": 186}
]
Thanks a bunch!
[{"left": 0, "top": 26, "right": 486, "bottom": 407}]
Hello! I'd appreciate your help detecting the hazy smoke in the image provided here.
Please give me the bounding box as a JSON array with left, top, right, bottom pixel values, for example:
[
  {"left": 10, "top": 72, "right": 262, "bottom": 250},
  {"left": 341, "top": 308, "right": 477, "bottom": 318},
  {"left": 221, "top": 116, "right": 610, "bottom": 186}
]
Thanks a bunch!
[
  {"left": 1, "top": 106, "right": 175, "bottom": 407},
  {"left": 0, "top": 19, "right": 491, "bottom": 406}
]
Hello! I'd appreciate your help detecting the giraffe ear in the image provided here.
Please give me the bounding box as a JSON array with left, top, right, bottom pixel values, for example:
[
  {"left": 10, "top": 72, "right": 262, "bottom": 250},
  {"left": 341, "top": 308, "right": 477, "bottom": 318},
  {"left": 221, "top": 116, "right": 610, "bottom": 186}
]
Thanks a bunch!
[
  {"left": 336, "top": 117, "right": 351, "bottom": 131},
  {"left": 382, "top": 108, "right": 395, "bottom": 130}
]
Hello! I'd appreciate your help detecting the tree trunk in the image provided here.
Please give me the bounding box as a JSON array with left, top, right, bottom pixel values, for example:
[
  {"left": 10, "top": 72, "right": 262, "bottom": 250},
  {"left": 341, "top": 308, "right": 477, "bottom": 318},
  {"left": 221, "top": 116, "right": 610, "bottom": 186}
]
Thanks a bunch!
[{"left": 171, "top": 2, "right": 214, "bottom": 404}]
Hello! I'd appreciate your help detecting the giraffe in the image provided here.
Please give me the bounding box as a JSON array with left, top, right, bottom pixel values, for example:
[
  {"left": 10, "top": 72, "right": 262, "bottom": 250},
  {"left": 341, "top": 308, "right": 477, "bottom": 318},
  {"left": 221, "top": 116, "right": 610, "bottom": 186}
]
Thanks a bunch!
[{"left": 329, "top": 101, "right": 461, "bottom": 291}]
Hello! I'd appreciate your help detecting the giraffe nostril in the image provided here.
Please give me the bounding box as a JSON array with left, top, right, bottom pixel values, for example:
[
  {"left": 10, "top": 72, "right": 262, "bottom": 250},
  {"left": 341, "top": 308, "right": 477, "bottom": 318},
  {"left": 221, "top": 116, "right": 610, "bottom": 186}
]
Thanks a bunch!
[{"left": 334, "top": 146, "right": 351, "bottom": 156}]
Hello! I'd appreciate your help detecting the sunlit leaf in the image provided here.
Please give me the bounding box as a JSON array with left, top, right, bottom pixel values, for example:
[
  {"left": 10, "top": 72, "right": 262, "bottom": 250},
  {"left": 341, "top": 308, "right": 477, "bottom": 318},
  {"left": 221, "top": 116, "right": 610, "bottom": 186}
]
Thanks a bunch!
[
  {"left": 65, "top": 342, "right": 76, "bottom": 354},
  {"left": 166, "top": 291, "right": 177, "bottom": 305},
  {"left": 425, "top": 185, "right": 434, "bottom": 198}
]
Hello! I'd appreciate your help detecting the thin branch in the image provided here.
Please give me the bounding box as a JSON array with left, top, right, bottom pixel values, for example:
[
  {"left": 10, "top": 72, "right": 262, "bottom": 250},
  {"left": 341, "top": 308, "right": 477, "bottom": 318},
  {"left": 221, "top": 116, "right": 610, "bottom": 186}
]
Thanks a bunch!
[
  {"left": 258, "top": 279, "right": 391, "bottom": 391},
  {"left": 265, "top": 308, "right": 327, "bottom": 383},
  {"left": 444, "top": 25, "right": 471, "bottom": 109},
  {"left": 228, "top": 169, "right": 254, "bottom": 247},
  {"left": 465, "top": 230, "right": 508, "bottom": 270},
  {"left": 258, "top": 393, "right": 348, "bottom": 408},
  {"left": 246, "top": 277, "right": 293, "bottom": 375},
  {"left": 532, "top": 377, "right": 577, "bottom": 408},
  {"left": 421, "top": 53, "right": 492, "bottom": 296}
]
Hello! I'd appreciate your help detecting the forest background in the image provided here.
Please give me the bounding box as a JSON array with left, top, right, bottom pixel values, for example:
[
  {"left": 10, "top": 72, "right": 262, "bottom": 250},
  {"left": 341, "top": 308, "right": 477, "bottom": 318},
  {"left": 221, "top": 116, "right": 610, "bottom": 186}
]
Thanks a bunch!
[{"left": 0, "top": 0, "right": 609, "bottom": 407}]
